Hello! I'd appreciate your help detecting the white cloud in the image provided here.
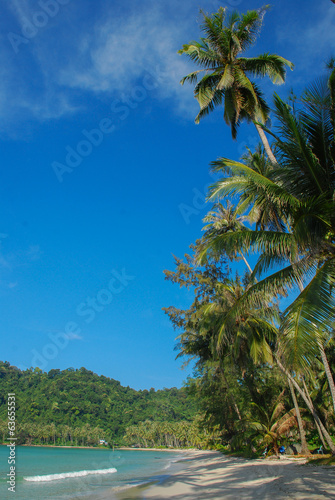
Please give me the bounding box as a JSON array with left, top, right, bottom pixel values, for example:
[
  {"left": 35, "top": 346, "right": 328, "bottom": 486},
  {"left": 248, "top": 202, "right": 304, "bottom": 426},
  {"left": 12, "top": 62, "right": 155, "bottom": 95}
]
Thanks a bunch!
[
  {"left": 5, "top": 0, "right": 334, "bottom": 132},
  {"left": 57, "top": 6, "right": 197, "bottom": 115},
  {"left": 0, "top": 0, "right": 205, "bottom": 129}
]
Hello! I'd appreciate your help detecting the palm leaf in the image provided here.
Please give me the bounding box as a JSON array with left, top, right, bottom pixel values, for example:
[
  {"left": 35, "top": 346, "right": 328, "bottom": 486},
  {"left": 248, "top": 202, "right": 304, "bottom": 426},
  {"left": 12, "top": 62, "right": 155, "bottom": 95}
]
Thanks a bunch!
[
  {"left": 279, "top": 258, "right": 335, "bottom": 370},
  {"left": 241, "top": 54, "right": 293, "bottom": 83}
]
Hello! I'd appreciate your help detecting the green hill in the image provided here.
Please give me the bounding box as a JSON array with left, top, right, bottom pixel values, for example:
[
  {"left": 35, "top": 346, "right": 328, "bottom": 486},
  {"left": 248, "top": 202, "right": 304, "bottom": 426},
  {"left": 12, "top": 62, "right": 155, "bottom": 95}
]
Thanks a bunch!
[{"left": 0, "top": 361, "right": 197, "bottom": 446}]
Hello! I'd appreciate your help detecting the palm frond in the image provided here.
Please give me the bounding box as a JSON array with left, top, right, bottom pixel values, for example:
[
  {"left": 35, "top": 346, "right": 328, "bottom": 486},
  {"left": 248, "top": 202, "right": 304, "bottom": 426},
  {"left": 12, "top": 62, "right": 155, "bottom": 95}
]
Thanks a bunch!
[
  {"left": 210, "top": 157, "right": 300, "bottom": 210},
  {"left": 279, "top": 258, "right": 335, "bottom": 370},
  {"left": 241, "top": 54, "right": 293, "bottom": 83},
  {"left": 273, "top": 94, "right": 327, "bottom": 196},
  {"left": 236, "top": 8, "right": 268, "bottom": 51}
]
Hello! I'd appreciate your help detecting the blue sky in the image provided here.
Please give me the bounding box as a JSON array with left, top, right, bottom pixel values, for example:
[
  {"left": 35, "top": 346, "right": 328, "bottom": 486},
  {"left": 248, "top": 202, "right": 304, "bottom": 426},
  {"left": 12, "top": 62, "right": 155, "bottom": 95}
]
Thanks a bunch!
[{"left": 0, "top": 0, "right": 334, "bottom": 390}]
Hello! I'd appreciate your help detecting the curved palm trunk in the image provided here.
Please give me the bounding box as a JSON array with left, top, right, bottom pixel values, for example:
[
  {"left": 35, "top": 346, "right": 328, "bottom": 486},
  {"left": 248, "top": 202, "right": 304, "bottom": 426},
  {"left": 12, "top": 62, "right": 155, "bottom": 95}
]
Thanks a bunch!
[
  {"left": 293, "top": 278, "right": 335, "bottom": 430},
  {"left": 275, "top": 357, "right": 335, "bottom": 454},
  {"left": 295, "top": 275, "right": 335, "bottom": 419},
  {"left": 319, "top": 343, "right": 335, "bottom": 415},
  {"left": 301, "top": 377, "right": 327, "bottom": 449},
  {"left": 254, "top": 122, "right": 278, "bottom": 165},
  {"left": 241, "top": 252, "right": 253, "bottom": 274},
  {"left": 288, "top": 378, "right": 310, "bottom": 455}
]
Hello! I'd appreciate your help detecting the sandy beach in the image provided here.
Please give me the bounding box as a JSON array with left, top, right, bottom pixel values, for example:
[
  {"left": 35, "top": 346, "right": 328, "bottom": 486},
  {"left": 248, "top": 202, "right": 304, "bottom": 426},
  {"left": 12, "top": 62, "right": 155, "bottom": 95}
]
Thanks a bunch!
[{"left": 115, "top": 450, "right": 335, "bottom": 500}]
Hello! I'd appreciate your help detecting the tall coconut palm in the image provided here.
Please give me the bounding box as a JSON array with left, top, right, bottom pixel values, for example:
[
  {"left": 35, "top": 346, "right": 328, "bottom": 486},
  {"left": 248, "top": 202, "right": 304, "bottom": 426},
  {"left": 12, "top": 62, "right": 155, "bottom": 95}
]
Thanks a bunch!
[
  {"left": 199, "top": 68, "right": 335, "bottom": 371},
  {"left": 287, "top": 379, "right": 310, "bottom": 455},
  {"left": 275, "top": 356, "right": 335, "bottom": 454},
  {"left": 198, "top": 69, "right": 335, "bottom": 453},
  {"left": 319, "top": 341, "right": 335, "bottom": 416},
  {"left": 179, "top": 6, "right": 293, "bottom": 163},
  {"left": 201, "top": 276, "right": 278, "bottom": 369},
  {"left": 202, "top": 201, "right": 253, "bottom": 272}
]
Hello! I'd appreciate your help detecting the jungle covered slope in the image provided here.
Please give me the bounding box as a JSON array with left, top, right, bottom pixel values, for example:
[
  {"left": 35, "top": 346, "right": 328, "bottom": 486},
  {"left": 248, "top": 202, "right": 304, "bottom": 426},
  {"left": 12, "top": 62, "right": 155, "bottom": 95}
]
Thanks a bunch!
[{"left": 0, "top": 361, "right": 197, "bottom": 445}]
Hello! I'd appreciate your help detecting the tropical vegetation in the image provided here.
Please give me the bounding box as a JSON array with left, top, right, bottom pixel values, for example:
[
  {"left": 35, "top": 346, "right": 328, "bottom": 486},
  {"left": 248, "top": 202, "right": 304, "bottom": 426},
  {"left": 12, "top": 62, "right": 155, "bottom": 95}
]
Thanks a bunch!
[
  {"left": 2, "top": 5, "right": 335, "bottom": 457},
  {"left": 0, "top": 361, "right": 197, "bottom": 447},
  {"left": 163, "top": 5, "right": 335, "bottom": 456}
]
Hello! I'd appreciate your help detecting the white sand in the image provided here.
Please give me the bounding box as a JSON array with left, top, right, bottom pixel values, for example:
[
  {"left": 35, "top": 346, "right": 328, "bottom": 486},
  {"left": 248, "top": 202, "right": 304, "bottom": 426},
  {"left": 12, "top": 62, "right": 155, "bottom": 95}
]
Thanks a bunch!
[{"left": 130, "top": 450, "right": 335, "bottom": 500}]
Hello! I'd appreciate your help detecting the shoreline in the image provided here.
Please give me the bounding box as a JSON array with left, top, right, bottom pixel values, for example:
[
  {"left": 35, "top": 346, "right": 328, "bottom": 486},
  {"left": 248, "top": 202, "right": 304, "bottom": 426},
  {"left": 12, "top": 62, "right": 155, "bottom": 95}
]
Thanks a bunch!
[
  {"left": 0, "top": 443, "right": 110, "bottom": 450},
  {"left": 114, "top": 450, "right": 335, "bottom": 500},
  {"left": 117, "top": 446, "right": 195, "bottom": 452},
  {"left": 1, "top": 443, "right": 193, "bottom": 452}
]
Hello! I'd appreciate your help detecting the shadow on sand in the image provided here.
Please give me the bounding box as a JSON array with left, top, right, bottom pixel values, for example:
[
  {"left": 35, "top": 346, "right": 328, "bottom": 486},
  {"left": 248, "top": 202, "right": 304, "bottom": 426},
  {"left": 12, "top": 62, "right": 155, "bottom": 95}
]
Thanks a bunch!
[{"left": 118, "top": 452, "right": 335, "bottom": 500}]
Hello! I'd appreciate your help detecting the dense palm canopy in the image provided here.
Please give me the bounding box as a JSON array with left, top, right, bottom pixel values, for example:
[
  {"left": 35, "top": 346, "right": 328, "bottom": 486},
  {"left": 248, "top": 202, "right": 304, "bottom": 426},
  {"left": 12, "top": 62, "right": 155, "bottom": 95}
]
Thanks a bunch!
[
  {"left": 165, "top": 7, "right": 335, "bottom": 457},
  {"left": 202, "top": 201, "right": 253, "bottom": 272},
  {"left": 201, "top": 276, "right": 278, "bottom": 368},
  {"left": 179, "top": 6, "right": 293, "bottom": 148},
  {"left": 199, "top": 68, "right": 335, "bottom": 370}
]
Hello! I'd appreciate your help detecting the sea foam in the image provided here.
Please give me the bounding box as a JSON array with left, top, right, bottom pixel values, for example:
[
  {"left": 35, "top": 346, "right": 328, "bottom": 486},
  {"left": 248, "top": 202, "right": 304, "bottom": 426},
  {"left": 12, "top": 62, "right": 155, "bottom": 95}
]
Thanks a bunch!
[{"left": 24, "top": 467, "right": 117, "bottom": 482}]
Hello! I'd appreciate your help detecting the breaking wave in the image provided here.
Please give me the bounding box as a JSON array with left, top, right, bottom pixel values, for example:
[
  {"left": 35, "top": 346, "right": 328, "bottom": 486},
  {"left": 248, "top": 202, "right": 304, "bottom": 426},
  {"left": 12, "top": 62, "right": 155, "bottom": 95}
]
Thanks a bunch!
[{"left": 24, "top": 467, "right": 117, "bottom": 482}]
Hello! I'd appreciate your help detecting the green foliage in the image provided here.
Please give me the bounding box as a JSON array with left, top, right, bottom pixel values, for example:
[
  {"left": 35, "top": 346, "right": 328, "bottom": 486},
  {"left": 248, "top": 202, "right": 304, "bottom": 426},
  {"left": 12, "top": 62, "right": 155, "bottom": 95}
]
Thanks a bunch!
[
  {"left": 201, "top": 68, "right": 335, "bottom": 365},
  {"left": 163, "top": 245, "right": 307, "bottom": 452},
  {"left": 306, "top": 456, "right": 335, "bottom": 466},
  {"left": 165, "top": 6, "right": 335, "bottom": 457},
  {"left": 123, "top": 415, "right": 222, "bottom": 449},
  {"left": 0, "top": 362, "right": 197, "bottom": 445},
  {"left": 179, "top": 6, "right": 292, "bottom": 137}
]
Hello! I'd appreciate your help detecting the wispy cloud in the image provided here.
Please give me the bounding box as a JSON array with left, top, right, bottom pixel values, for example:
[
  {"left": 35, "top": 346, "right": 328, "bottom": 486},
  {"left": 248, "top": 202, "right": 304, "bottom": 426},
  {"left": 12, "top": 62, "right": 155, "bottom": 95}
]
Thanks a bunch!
[
  {"left": 1, "top": 0, "right": 207, "bottom": 130},
  {"left": 8, "top": 0, "right": 328, "bottom": 129},
  {"left": 52, "top": 3, "right": 199, "bottom": 117},
  {"left": 59, "top": 7, "right": 190, "bottom": 91}
]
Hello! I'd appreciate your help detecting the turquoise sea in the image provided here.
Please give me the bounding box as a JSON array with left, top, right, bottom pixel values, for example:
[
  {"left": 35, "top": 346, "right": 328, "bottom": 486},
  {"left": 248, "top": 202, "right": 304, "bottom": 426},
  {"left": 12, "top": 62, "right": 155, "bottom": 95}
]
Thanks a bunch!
[{"left": 0, "top": 446, "right": 185, "bottom": 499}]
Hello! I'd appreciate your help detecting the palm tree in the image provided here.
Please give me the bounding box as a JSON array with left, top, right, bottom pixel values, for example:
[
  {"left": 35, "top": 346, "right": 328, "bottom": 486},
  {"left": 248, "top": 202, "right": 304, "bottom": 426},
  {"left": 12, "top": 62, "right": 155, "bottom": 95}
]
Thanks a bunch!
[
  {"left": 199, "top": 68, "right": 335, "bottom": 372},
  {"left": 275, "top": 356, "right": 335, "bottom": 453},
  {"left": 236, "top": 146, "right": 287, "bottom": 232},
  {"left": 201, "top": 276, "right": 277, "bottom": 370},
  {"left": 198, "top": 70, "right": 335, "bottom": 452},
  {"left": 179, "top": 6, "right": 293, "bottom": 163},
  {"left": 184, "top": 274, "right": 278, "bottom": 416},
  {"left": 287, "top": 379, "right": 310, "bottom": 455},
  {"left": 319, "top": 341, "right": 335, "bottom": 416},
  {"left": 61, "top": 425, "right": 71, "bottom": 445},
  {"left": 202, "top": 201, "right": 253, "bottom": 272},
  {"left": 50, "top": 422, "right": 57, "bottom": 445},
  {"left": 204, "top": 155, "right": 335, "bottom": 422},
  {"left": 246, "top": 394, "right": 299, "bottom": 456}
]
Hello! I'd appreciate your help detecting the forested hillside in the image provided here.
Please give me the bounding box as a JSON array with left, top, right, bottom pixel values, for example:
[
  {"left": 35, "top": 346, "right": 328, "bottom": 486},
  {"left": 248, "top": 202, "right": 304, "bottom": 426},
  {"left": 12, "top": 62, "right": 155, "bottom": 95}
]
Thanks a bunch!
[{"left": 0, "top": 361, "right": 197, "bottom": 446}]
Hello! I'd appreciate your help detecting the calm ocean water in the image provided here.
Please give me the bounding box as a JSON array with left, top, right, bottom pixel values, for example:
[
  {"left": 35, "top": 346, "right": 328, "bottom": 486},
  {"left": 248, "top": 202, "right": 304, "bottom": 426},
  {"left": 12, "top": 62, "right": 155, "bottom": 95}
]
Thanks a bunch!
[{"left": 0, "top": 445, "right": 185, "bottom": 499}]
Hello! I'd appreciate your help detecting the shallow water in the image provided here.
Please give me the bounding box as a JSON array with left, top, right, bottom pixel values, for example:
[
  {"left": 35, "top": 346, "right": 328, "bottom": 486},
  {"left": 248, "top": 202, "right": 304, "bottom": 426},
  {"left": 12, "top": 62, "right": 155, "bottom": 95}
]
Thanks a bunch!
[{"left": 0, "top": 445, "right": 184, "bottom": 500}]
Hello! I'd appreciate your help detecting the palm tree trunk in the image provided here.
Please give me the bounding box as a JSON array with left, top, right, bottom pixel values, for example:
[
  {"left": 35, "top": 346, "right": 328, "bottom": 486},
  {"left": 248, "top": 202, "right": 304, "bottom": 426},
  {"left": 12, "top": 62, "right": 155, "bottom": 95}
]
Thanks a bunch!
[
  {"left": 220, "top": 368, "right": 242, "bottom": 420},
  {"left": 319, "top": 343, "right": 335, "bottom": 415},
  {"left": 275, "top": 357, "right": 335, "bottom": 454},
  {"left": 241, "top": 252, "right": 253, "bottom": 274},
  {"left": 288, "top": 378, "right": 310, "bottom": 455},
  {"left": 254, "top": 122, "right": 278, "bottom": 165},
  {"left": 301, "top": 377, "right": 327, "bottom": 449},
  {"left": 294, "top": 277, "right": 335, "bottom": 420}
]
